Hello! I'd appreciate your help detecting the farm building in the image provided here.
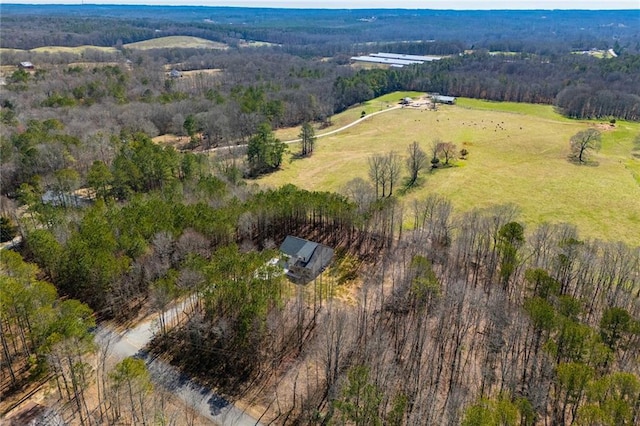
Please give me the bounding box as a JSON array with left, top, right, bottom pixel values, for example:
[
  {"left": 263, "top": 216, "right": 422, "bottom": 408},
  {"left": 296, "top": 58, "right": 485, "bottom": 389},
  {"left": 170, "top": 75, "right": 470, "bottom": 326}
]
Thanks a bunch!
[
  {"left": 432, "top": 95, "right": 456, "bottom": 104},
  {"left": 19, "top": 61, "right": 34, "bottom": 70},
  {"left": 280, "top": 236, "right": 334, "bottom": 284},
  {"left": 371, "top": 52, "right": 443, "bottom": 62},
  {"left": 350, "top": 56, "right": 421, "bottom": 67},
  {"left": 169, "top": 69, "right": 183, "bottom": 78},
  {"left": 351, "top": 52, "right": 444, "bottom": 68}
]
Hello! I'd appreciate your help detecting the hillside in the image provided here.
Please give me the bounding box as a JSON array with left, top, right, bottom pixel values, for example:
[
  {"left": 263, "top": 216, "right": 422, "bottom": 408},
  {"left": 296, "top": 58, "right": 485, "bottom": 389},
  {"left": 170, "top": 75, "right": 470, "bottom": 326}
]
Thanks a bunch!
[{"left": 123, "top": 36, "right": 228, "bottom": 50}]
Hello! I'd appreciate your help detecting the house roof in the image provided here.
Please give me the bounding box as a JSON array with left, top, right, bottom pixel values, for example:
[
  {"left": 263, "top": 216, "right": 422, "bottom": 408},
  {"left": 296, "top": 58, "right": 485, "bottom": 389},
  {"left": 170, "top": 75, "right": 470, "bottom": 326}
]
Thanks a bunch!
[
  {"left": 20, "top": 61, "right": 34, "bottom": 68},
  {"left": 280, "top": 236, "right": 319, "bottom": 263}
]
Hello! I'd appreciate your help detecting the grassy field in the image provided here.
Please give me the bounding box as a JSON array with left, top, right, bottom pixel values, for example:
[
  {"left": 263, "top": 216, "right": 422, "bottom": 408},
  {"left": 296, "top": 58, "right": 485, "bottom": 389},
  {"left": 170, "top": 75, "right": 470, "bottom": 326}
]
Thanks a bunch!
[
  {"left": 238, "top": 40, "right": 280, "bottom": 48},
  {"left": 123, "top": 36, "right": 227, "bottom": 50},
  {"left": 180, "top": 69, "right": 222, "bottom": 77},
  {"left": 274, "top": 92, "right": 421, "bottom": 142},
  {"left": 0, "top": 46, "right": 119, "bottom": 55},
  {"left": 260, "top": 96, "right": 640, "bottom": 245}
]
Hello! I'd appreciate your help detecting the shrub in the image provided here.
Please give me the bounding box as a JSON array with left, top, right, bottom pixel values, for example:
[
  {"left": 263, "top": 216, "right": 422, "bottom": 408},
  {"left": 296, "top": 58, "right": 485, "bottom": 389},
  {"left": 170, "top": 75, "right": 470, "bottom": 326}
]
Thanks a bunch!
[{"left": 0, "top": 216, "right": 17, "bottom": 242}]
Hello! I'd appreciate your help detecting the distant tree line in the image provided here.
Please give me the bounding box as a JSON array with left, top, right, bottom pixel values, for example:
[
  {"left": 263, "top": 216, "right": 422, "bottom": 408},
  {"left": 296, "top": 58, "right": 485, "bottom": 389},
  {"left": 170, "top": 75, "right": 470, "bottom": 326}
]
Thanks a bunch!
[
  {"left": 333, "top": 53, "right": 640, "bottom": 120},
  {"left": 2, "top": 6, "right": 639, "bottom": 56}
]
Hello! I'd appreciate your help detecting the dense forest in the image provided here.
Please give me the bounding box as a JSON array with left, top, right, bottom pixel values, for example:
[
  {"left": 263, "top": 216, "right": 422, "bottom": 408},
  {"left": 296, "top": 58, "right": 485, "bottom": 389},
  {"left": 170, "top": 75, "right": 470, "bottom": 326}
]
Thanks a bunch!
[
  {"left": 3, "top": 146, "right": 639, "bottom": 424},
  {"left": 1, "top": 4, "right": 639, "bottom": 425},
  {"left": 2, "top": 6, "right": 638, "bottom": 53}
]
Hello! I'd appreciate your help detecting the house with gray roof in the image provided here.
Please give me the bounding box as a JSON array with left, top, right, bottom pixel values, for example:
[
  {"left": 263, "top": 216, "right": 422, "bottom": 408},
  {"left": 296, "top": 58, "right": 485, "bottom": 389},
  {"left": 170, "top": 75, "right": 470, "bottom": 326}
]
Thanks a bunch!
[{"left": 280, "top": 236, "right": 334, "bottom": 284}]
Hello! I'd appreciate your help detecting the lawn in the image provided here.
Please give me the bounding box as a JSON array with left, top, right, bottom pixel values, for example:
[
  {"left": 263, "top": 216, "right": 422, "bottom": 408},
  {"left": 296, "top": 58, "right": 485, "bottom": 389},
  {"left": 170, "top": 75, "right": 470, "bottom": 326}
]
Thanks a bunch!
[
  {"left": 123, "top": 36, "right": 228, "bottom": 50},
  {"left": 258, "top": 96, "right": 640, "bottom": 245}
]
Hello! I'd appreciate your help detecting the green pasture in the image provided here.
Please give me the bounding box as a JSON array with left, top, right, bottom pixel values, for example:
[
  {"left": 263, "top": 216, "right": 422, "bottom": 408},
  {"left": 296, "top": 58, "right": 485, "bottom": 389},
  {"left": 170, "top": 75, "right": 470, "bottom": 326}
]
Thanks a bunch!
[
  {"left": 260, "top": 96, "right": 640, "bottom": 245},
  {"left": 275, "top": 91, "right": 423, "bottom": 141},
  {"left": 123, "top": 36, "right": 228, "bottom": 50}
]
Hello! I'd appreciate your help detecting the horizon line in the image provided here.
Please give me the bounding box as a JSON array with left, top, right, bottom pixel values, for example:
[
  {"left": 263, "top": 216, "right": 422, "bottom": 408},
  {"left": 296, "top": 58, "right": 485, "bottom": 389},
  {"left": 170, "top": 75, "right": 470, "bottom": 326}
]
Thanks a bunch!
[{"left": 1, "top": 3, "right": 639, "bottom": 11}]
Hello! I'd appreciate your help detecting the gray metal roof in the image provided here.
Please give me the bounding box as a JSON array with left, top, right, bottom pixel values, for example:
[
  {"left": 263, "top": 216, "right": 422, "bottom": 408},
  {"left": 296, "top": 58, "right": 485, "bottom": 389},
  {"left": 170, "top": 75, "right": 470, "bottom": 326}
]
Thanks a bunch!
[
  {"left": 280, "top": 236, "right": 318, "bottom": 262},
  {"left": 372, "top": 52, "right": 443, "bottom": 62},
  {"left": 433, "top": 95, "right": 456, "bottom": 102},
  {"left": 350, "top": 56, "right": 422, "bottom": 66}
]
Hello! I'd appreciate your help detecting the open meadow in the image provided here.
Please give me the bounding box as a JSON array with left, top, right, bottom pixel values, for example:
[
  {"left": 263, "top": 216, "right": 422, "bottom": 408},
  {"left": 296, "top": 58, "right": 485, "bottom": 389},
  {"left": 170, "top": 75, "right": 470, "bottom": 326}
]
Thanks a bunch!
[
  {"left": 263, "top": 95, "right": 640, "bottom": 245},
  {"left": 123, "top": 36, "right": 228, "bottom": 50},
  {"left": 0, "top": 45, "right": 119, "bottom": 55}
]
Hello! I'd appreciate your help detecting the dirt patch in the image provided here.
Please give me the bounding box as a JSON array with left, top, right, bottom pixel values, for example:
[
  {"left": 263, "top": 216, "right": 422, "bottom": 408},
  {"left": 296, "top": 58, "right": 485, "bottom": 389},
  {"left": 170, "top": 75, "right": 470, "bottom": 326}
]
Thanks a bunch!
[
  {"left": 181, "top": 69, "right": 222, "bottom": 77},
  {"left": 595, "top": 122, "right": 617, "bottom": 132},
  {"left": 152, "top": 134, "right": 187, "bottom": 149},
  {"left": 66, "top": 61, "right": 122, "bottom": 69}
]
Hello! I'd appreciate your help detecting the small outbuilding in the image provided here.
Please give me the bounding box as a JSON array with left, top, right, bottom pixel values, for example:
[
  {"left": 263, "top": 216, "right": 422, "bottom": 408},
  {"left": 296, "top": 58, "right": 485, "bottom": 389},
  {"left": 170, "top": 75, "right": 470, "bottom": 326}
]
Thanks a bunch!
[
  {"left": 169, "top": 69, "right": 183, "bottom": 78},
  {"left": 432, "top": 95, "right": 456, "bottom": 105},
  {"left": 280, "top": 236, "right": 334, "bottom": 284},
  {"left": 19, "top": 61, "right": 35, "bottom": 70}
]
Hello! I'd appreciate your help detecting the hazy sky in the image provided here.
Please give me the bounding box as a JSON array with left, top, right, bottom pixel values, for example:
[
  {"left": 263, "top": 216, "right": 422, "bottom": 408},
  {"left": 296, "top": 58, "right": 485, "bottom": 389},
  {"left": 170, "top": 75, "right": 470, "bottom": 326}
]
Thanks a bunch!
[{"left": 4, "top": 1, "right": 639, "bottom": 9}]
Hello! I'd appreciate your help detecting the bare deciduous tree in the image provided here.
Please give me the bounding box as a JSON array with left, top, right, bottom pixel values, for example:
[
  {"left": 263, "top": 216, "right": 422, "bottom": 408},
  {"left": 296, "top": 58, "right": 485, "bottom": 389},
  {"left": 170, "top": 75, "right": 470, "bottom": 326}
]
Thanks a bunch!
[
  {"left": 342, "top": 177, "right": 376, "bottom": 214},
  {"left": 406, "top": 141, "right": 427, "bottom": 187},
  {"left": 569, "top": 128, "right": 601, "bottom": 164},
  {"left": 436, "top": 141, "right": 458, "bottom": 166},
  {"left": 368, "top": 154, "right": 386, "bottom": 199},
  {"left": 385, "top": 151, "right": 402, "bottom": 197}
]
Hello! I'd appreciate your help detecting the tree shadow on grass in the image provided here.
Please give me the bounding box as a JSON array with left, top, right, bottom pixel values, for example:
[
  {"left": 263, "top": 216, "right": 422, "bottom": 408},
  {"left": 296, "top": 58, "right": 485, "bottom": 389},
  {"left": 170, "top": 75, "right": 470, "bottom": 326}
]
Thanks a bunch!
[
  {"left": 288, "top": 152, "right": 310, "bottom": 163},
  {"left": 397, "top": 177, "right": 425, "bottom": 196},
  {"left": 567, "top": 156, "right": 600, "bottom": 167}
]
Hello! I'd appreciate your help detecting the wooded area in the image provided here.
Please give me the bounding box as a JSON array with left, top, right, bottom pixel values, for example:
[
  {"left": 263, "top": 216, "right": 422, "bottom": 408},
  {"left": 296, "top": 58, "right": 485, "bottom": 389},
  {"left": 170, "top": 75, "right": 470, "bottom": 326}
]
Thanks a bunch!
[{"left": 1, "top": 4, "right": 639, "bottom": 425}]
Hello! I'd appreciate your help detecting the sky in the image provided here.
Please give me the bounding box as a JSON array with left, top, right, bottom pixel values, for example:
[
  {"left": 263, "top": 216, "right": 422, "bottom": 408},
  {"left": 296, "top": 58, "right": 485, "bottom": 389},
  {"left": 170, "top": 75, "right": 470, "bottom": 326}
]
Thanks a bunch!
[{"left": 4, "top": 1, "right": 639, "bottom": 9}]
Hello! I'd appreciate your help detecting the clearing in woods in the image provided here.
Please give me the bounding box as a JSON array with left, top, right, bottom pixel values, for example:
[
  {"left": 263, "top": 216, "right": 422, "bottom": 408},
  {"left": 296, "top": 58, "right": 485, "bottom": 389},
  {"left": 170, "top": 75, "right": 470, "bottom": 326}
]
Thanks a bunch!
[
  {"left": 259, "top": 94, "right": 640, "bottom": 245},
  {"left": 123, "top": 36, "right": 228, "bottom": 50},
  {"left": 0, "top": 46, "right": 120, "bottom": 55}
]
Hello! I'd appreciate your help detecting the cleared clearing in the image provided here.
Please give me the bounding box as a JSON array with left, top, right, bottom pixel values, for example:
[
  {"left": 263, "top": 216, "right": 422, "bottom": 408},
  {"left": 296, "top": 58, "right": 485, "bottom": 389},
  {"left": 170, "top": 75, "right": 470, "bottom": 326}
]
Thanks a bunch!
[
  {"left": 178, "top": 69, "right": 222, "bottom": 77},
  {"left": 124, "top": 36, "right": 227, "bottom": 50},
  {"left": 238, "top": 40, "right": 279, "bottom": 48},
  {"left": 259, "top": 96, "right": 640, "bottom": 245},
  {"left": 32, "top": 45, "right": 119, "bottom": 54},
  {"left": 0, "top": 46, "right": 119, "bottom": 55}
]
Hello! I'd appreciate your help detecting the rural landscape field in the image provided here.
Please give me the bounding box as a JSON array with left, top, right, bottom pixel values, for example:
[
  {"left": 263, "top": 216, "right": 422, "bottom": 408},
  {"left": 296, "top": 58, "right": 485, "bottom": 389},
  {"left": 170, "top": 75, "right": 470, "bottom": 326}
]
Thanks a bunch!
[
  {"left": 266, "top": 95, "right": 640, "bottom": 244},
  {"left": 1, "top": 3, "right": 639, "bottom": 426}
]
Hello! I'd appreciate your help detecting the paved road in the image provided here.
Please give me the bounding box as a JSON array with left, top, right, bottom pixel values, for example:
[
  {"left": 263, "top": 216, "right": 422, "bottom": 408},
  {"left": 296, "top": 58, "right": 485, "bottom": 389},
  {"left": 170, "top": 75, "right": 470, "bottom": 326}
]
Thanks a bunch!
[{"left": 95, "top": 298, "right": 262, "bottom": 426}]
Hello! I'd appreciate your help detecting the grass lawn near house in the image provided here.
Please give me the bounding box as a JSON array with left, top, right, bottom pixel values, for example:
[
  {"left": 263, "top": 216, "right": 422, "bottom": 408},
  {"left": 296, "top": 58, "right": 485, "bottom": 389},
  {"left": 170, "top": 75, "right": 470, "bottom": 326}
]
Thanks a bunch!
[{"left": 257, "top": 95, "right": 640, "bottom": 245}]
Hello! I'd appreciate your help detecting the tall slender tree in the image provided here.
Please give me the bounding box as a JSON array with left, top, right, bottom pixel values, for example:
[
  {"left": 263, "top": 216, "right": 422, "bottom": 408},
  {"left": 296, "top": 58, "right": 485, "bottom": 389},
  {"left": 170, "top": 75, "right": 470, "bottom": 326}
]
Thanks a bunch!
[
  {"left": 406, "top": 141, "right": 427, "bottom": 187},
  {"left": 299, "top": 121, "right": 316, "bottom": 157}
]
